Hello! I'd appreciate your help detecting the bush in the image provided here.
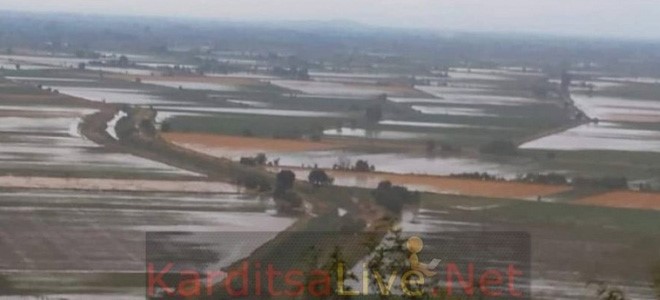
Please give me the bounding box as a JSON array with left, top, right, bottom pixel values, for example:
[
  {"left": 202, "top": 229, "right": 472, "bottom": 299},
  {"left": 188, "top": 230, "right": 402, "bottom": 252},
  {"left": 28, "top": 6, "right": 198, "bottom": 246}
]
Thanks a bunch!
[
  {"left": 354, "top": 160, "right": 373, "bottom": 172},
  {"left": 276, "top": 190, "right": 304, "bottom": 213},
  {"left": 371, "top": 180, "right": 420, "bottom": 213},
  {"left": 160, "top": 121, "right": 171, "bottom": 132},
  {"left": 518, "top": 173, "right": 568, "bottom": 185},
  {"left": 238, "top": 173, "right": 271, "bottom": 192},
  {"left": 274, "top": 170, "right": 296, "bottom": 197},
  {"left": 450, "top": 172, "right": 504, "bottom": 181},
  {"left": 308, "top": 169, "right": 332, "bottom": 187}
]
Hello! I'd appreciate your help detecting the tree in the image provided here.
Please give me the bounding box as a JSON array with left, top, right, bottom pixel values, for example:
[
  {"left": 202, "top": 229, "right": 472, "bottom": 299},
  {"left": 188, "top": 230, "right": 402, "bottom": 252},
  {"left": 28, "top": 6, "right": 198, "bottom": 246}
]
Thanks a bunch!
[
  {"left": 275, "top": 170, "right": 296, "bottom": 196},
  {"left": 371, "top": 181, "right": 420, "bottom": 213},
  {"left": 354, "top": 160, "right": 372, "bottom": 172},
  {"left": 118, "top": 55, "right": 129, "bottom": 67},
  {"left": 308, "top": 169, "right": 331, "bottom": 187},
  {"left": 255, "top": 153, "right": 267, "bottom": 165}
]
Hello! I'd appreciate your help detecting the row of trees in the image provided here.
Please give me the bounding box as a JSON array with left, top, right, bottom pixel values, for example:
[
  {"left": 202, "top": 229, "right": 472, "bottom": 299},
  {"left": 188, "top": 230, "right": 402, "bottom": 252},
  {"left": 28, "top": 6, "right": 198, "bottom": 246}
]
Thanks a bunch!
[{"left": 450, "top": 171, "right": 630, "bottom": 190}]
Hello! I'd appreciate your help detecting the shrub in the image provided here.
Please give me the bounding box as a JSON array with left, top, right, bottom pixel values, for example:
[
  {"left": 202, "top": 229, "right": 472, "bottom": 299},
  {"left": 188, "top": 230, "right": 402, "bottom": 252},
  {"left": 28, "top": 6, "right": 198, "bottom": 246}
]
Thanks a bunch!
[
  {"left": 308, "top": 169, "right": 332, "bottom": 187},
  {"left": 274, "top": 170, "right": 296, "bottom": 197},
  {"left": 371, "top": 180, "right": 420, "bottom": 213},
  {"left": 354, "top": 160, "right": 373, "bottom": 172},
  {"left": 518, "top": 173, "right": 568, "bottom": 185}
]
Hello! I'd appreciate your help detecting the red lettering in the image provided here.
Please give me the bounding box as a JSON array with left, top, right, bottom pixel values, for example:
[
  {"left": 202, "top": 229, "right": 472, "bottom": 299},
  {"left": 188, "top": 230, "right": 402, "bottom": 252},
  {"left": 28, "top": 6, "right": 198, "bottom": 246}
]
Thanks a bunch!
[{"left": 446, "top": 263, "right": 474, "bottom": 296}]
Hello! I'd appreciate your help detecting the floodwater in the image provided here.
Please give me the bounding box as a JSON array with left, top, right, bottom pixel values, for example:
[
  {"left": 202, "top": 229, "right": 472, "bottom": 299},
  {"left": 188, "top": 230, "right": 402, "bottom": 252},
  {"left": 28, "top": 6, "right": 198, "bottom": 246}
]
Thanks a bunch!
[
  {"left": 398, "top": 94, "right": 538, "bottom": 106},
  {"left": 157, "top": 105, "right": 345, "bottom": 117},
  {"left": 176, "top": 145, "right": 532, "bottom": 179},
  {"left": 106, "top": 111, "right": 128, "bottom": 140},
  {"left": 226, "top": 99, "right": 271, "bottom": 107},
  {"left": 0, "top": 189, "right": 294, "bottom": 298},
  {"left": 86, "top": 65, "right": 155, "bottom": 76},
  {"left": 399, "top": 209, "right": 656, "bottom": 299},
  {"left": 5, "top": 76, "right": 96, "bottom": 83},
  {"left": 270, "top": 80, "right": 406, "bottom": 97},
  {"left": 322, "top": 128, "right": 426, "bottom": 139},
  {"left": 0, "top": 62, "right": 56, "bottom": 70},
  {"left": 46, "top": 86, "right": 175, "bottom": 105},
  {"left": 378, "top": 120, "right": 474, "bottom": 129},
  {"left": 572, "top": 94, "right": 660, "bottom": 123},
  {"left": 0, "top": 105, "right": 199, "bottom": 177},
  {"left": 599, "top": 76, "right": 660, "bottom": 84},
  {"left": 411, "top": 105, "right": 496, "bottom": 117},
  {"left": 0, "top": 54, "right": 89, "bottom": 68},
  {"left": 520, "top": 122, "right": 660, "bottom": 153},
  {"left": 143, "top": 80, "right": 238, "bottom": 91},
  {"left": 0, "top": 176, "right": 238, "bottom": 193}
]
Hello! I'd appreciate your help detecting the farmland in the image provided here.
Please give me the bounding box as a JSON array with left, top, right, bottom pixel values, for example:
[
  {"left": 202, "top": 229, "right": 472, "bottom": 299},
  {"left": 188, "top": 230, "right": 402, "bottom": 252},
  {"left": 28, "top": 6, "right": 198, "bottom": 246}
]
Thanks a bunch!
[{"left": 1, "top": 13, "right": 660, "bottom": 299}]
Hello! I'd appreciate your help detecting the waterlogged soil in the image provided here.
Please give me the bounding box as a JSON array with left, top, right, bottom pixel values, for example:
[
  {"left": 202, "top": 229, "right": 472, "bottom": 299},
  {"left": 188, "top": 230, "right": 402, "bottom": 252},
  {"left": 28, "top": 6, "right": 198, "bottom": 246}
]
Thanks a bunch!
[{"left": 0, "top": 176, "right": 237, "bottom": 193}]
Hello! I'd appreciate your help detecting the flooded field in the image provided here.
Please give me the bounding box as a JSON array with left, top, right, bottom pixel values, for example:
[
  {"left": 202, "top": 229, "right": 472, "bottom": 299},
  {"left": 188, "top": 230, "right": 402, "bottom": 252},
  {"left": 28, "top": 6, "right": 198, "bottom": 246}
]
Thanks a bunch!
[
  {"left": 0, "top": 104, "right": 198, "bottom": 177},
  {"left": 401, "top": 208, "right": 657, "bottom": 299},
  {"left": 411, "top": 105, "right": 497, "bottom": 117},
  {"left": 0, "top": 188, "right": 294, "bottom": 297},
  {"left": 270, "top": 79, "right": 419, "bottom": 97},
  {"left": 323, "top": 127, "right": 426, "bottom": 139},
  {"left": 520, "top": 122, "right": 660, "bottom": 153},
  {"left": 573, "top": 94, "right": 660, "bottom": 123},
  {"left": 164, "top": 132, "right": 540, "bottom": 180},
  {"left": 0, "top": 176, "right": 237, "bottom": 193},
  {"left": 44, "top": 86, "right": 176, "bottom": 105},
  {"left": 402, "top": 90, "right": 538, "bottom": 106},
  {"left": 143, "top": 80, "right": 238, "bottom": 91},
  {"left": 156, "top": 105, "right": 345, "bottom": 117},
  {"left": 0, "top": 54, "right": 89, "bottom": 68},
  {"left": 378, "top": 120, "right": 475, "bottom": 128}
]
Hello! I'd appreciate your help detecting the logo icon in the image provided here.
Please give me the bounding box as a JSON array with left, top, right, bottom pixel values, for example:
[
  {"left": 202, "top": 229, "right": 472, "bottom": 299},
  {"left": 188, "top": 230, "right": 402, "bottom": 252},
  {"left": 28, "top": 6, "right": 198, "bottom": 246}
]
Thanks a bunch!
[{"left": 407, "top": 236, "right": 442, "bottom": 277}]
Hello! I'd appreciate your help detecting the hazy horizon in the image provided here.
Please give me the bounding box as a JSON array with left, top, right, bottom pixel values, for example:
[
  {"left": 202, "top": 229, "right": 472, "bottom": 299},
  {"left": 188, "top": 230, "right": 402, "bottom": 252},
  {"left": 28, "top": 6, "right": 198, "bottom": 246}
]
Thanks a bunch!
[{"left": 1, "top": 0, "right": 660, "bottom": 40}]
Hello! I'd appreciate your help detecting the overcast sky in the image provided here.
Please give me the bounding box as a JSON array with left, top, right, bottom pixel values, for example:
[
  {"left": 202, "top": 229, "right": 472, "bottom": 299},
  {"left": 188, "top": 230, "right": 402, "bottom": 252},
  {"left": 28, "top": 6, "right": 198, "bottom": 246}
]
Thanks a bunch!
[{"left": 0, "top": 0, "right": 658, "bottom": 39}]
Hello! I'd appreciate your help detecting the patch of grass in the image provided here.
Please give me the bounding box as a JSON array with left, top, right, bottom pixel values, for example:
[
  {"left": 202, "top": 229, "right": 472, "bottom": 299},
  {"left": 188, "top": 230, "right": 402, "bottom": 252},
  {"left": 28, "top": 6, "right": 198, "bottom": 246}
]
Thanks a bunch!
[
  {"left": 422, "top": 192, "right": 660, "bottom": 235},
  {"left": 167, "top": 114, "right": 346, "bottom": 139}
]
